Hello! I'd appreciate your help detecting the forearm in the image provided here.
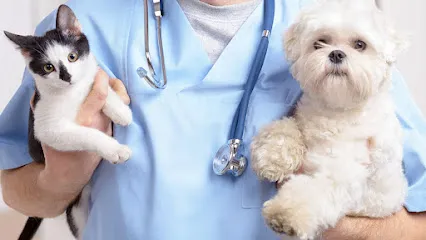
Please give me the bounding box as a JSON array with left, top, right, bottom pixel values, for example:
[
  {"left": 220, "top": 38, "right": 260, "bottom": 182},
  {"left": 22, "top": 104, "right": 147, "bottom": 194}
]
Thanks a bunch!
[
  {"left": 322, "top": 209, "right": 426, "bottom": 240},
  {"left": 1, "top": 161, "right": 87, "bottom": 218}
]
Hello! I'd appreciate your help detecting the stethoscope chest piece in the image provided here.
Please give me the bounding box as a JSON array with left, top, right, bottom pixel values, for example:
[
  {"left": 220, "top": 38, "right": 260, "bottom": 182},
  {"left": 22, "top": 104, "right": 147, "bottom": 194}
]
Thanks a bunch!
[{"left": 213, "top": 139, "right": 247, "bottom": 177}]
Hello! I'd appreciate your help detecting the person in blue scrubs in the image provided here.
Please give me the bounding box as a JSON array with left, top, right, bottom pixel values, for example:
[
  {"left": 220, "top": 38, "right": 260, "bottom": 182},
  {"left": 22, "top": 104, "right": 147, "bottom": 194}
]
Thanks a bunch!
[{"left": 1, "top": 0, "right": 426, "bottom": 239}]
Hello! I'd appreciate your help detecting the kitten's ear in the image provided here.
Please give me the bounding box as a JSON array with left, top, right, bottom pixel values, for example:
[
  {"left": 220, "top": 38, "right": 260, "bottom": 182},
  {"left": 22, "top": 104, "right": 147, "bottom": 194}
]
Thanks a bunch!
[
  {"left": 4, "top": 31, "right": 36, "bottom": 57},
  {"left": 56, "top": 5, "right": 82, "bottom": 35}
]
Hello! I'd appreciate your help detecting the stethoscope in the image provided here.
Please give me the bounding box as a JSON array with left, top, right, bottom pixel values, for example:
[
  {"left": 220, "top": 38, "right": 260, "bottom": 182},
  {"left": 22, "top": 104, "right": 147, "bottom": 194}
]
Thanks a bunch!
[{"left": 139, "top": 0, "right": 275, "bottom": 177}]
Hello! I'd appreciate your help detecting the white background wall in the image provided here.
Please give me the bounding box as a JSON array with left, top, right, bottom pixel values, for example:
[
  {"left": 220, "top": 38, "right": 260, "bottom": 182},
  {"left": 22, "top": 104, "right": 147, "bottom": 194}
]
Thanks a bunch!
[
  {"left": 0, "top": 0, "right": 425, "bottom": 239},
  {"left": 0, "top": 0, "right": 33, "bottom": 112},
  {"left": 381, "top": 0, "right": 426, "bottom": 111}
]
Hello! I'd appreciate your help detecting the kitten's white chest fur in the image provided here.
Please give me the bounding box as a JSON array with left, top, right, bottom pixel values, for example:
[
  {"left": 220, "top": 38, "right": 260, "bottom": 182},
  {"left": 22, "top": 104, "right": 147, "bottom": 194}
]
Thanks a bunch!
[{"left": 34, "top": 71, "right": 94, "bottom": 122}]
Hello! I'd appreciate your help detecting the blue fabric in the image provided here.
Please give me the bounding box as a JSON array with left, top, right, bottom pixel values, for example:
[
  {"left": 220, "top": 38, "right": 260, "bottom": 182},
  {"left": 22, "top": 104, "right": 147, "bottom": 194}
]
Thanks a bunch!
[
  {"left": 391, "top": 68, "right": 426, "bottom": 212},
  {"left": 0, "top": 0, "right": 425, "bottom": 239}
]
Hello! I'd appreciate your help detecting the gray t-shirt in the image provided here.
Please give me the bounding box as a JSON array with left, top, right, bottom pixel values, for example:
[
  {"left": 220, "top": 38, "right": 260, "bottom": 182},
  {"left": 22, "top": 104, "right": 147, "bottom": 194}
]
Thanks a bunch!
[{"left": 178, "top": 0, "right": 261, "bottom": 64}]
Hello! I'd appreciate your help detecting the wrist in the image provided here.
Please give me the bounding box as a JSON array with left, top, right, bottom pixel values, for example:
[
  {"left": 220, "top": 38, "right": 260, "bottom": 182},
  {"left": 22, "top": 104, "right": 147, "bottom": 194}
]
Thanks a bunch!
[
  {"left": 38, "top": 152, "right": 98, "bottom": 201},
  {"left": 355, "top": 209, "right": 410, "bottom": 240},
  {"left": 321, "top": 217, "right": 370, "bottom": 240},
  {"left": 37, "top": 168, "right": 82, "bottom": 203},
  {"left": 42, "top": 147, "right": 99, "bottom": 188}
]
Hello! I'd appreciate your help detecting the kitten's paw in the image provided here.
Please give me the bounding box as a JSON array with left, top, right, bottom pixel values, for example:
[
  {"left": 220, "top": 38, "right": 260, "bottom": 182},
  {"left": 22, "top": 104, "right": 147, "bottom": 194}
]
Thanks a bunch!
[
  {"left": 103, "top": 105, "right": 133, "bottom": 126},
  {"left": 116, "top": 106, "right": 133, "bottom": 126},
  {"left": 115, "top": 145, "right": 132, "bottom": 163},
  {"left": 262, "top": 199, "right": 317, "bottom": 240},
  {"left": 101, "top": 144, "right": 132, "bottom": 164}
]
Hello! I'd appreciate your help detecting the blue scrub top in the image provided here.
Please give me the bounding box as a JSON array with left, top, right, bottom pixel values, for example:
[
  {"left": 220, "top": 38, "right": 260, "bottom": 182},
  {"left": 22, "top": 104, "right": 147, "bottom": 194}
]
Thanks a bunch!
[{"left": 1, "top": 0, "right": 425, "bottom": 239}]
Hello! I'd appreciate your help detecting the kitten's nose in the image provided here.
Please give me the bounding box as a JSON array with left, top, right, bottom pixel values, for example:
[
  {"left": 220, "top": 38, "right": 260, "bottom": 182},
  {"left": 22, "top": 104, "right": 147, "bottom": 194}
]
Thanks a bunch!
[
  {"left": 59, "top": 63, "right": 71, "bottom": 83},
  {"left": 328, "top": 50, "right": 346, "bottom": 64},
  {"left": 60, "top": 72, "right": 71, "bottom": 82}
]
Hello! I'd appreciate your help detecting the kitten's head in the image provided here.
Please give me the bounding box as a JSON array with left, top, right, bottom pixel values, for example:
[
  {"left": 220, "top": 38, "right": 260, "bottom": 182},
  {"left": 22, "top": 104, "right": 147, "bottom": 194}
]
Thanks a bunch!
[{"left": 4, "top": 5, "right": 95, "bottom": 89}]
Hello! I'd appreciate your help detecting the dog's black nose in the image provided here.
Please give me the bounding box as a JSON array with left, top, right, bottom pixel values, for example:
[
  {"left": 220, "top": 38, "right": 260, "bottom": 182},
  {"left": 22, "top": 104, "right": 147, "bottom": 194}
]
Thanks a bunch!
[{"left": 328, "top": 50, "right": 346, "bottom": 64}]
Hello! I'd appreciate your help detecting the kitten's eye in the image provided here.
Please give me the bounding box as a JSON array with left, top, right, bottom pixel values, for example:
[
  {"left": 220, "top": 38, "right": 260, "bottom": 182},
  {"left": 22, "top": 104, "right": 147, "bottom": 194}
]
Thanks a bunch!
[
  {"left": 354, "top": 40, "right": 367, "bottom": 51},
  {"left": 68, "top": 52, "right": 79, "bottom": 62},
  {"left": 43, "top": 64, "right": 55, "bottom": 73},
  {"left": 314, "top": 39, "right": 328, "bottom": 50}
]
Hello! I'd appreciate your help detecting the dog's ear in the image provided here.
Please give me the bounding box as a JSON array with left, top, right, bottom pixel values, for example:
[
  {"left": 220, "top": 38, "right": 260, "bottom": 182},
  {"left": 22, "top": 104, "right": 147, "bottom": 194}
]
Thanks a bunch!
[
  {"left": 283, "top": 20, "right": 303, "bottom": 63},
  {"left": 384, "top": 30, "right": 409, "bottom": 64},
  {"left": 381, "top": 16, "right": 409, "bottom": 64},
  {"left": 284, "top": 0, "right": 321, "bottom": 62}
]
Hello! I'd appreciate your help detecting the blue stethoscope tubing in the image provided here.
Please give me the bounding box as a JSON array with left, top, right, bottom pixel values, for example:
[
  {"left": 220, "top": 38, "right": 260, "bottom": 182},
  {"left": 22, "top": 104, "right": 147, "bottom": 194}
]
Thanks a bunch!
[
  {"left": 231, "top": 0, "right": 275, "bottom": 140},
  {"left": 214, "top": 0, "right": 275, "bottom": 177}
]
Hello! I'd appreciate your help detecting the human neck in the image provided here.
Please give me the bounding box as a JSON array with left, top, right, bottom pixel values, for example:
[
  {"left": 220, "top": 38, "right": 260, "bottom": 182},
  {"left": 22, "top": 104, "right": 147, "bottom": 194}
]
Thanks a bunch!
[{"left": 200, "top": 0, "right": 253, "bottom": 6}]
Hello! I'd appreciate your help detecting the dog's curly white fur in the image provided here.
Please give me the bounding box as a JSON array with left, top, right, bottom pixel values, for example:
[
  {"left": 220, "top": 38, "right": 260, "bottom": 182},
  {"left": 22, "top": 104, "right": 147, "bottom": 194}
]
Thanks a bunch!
[
  {"left": 251, "top": 117, "right": 306, "bottom": 183},
  {"left": 251, "top": 0, "right": 408, "bottom": 239}
]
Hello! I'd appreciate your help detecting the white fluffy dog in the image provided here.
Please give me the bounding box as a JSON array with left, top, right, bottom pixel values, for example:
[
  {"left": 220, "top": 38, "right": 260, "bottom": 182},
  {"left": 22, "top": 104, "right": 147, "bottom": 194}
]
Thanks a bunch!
[{"left": 250, "top": 0, "right": 408, "bottom": 239}]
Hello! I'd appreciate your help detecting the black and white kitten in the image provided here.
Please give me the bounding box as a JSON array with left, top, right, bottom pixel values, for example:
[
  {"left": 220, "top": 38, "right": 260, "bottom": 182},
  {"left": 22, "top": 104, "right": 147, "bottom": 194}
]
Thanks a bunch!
[{"left": 5, "top": 4, "right": 132, "bottom": 240}]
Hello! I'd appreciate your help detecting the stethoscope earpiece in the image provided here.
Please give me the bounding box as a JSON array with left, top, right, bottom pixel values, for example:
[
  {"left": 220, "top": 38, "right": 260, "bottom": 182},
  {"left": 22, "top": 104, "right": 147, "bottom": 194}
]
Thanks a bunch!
[{"left": 213, "top": 139, "right": 247, "bottom": 177}]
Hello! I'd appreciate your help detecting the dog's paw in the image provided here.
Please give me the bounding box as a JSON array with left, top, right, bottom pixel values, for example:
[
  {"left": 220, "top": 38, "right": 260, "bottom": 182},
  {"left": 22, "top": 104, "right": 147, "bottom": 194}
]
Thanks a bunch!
[
  {"left": 262, "top": 198, "right": 318, "bottom": 240},
  {"left": 100, "top": 144, "right": 132, "bottom": 164},
  {"left": 251, "top": 140, "right": 303, "bottom": 182},
  {"left": 251, "top": 156, "right": 294, "bottom": 183},
  {"left": 250, "top": 118, "right": 305, "bottom": 182},
  {"left": 262, "top": 200, "right": 297, "bottom": 236}
]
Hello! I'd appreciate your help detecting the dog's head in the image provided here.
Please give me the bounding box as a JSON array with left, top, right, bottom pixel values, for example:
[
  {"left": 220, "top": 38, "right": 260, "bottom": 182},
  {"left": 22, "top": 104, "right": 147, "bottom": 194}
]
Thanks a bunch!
[{"left": 284, "top": 0, "right": 407, "bottom": 109}]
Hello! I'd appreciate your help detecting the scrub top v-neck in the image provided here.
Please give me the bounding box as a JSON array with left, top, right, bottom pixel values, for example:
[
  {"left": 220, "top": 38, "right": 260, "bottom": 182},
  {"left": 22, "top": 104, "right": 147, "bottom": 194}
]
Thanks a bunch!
[{"left": 1, "top": 0, "right": 426, "bottom": 240}]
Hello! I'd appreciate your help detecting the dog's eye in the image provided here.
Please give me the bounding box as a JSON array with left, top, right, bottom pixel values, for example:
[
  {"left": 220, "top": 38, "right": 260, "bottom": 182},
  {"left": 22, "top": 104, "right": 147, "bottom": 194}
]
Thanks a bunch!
[
  {"left": 314, "top": 39, "right": 327, "bottom": 50},
  {"left": 354, "top": 40, "right": 367, "bottom": 51}
]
